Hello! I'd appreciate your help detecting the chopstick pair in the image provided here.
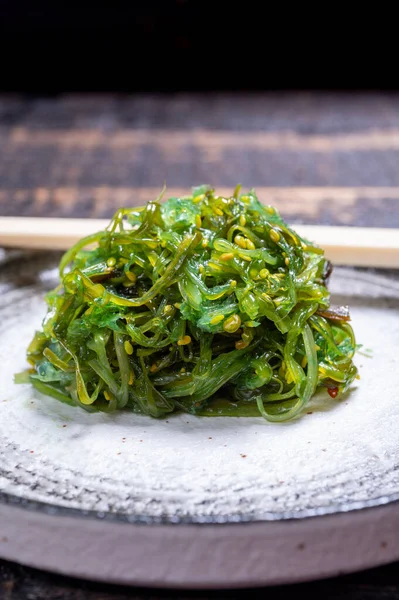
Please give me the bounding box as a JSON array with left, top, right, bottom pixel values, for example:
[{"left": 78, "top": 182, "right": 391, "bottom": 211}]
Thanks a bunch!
[{"left": 0, "top": 216, "right": 398, "bottom": 268}]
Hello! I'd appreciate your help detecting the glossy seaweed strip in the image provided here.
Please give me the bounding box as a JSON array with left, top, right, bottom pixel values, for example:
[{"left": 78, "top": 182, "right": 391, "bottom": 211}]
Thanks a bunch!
[{"left": 17, "top": 186, "right": 358, "bottom": 421}]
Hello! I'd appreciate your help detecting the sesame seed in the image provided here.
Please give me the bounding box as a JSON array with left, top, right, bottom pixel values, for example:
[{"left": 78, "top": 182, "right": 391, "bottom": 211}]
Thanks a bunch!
[
  {"left": 178, "top": 335, "right": 192, "bottom": 346},
  {"left": 220, "top": 252, "right": 234, "bottom": 261},
  {"left": 223, "top": 314, "right": 241, "bottom": 333},
  {"left": 270, "top": 229, "right": 280, "bottom": 243},
  {"left": 125, "top": 271, "right": 137, "bottom": 283},
  {"left": 235, "top": 235, "right": 247, "bottom": 249},
  {"left": 210, "top": 314, "right": 225, "bottom": 325},
  {"left": 235, "top": 340, "right": 249, "bottom": 350},
  {"left": 124, "top": 340, "right": 133, "bottom": 355}
]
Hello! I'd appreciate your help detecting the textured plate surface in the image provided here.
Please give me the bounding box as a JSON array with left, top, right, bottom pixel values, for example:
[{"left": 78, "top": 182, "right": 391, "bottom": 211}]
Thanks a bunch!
[{"left": 0, "top": 252, "right": 399, "bottom": 586}]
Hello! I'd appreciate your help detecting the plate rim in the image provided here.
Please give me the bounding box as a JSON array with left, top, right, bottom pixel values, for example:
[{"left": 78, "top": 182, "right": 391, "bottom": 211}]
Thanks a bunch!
[
  {"left": 1, "top": 489, "right": 398, "bottom": 525},
  {"left": 1, "top": 495, "right": 398, "bottom": 588}
]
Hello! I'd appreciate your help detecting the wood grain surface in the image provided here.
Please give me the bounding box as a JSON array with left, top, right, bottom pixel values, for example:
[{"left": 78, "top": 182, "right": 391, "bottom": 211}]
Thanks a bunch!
[
  {"left": 1, "top": 93, "right": 399, "bottom": 227},
  {"left": 0, "top": 93, "right": 398, "bottom": 599}
]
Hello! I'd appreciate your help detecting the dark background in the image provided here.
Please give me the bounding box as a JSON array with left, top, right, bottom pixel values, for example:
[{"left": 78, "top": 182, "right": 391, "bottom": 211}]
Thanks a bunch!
[{"left": 0, "top": 0, "right": 394, "bottom": 93}]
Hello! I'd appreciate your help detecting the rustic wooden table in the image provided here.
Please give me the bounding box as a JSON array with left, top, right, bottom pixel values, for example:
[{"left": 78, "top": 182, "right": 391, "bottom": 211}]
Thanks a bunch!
[{"left": 0, "top": 93, "right": 398, "bottom": 599}]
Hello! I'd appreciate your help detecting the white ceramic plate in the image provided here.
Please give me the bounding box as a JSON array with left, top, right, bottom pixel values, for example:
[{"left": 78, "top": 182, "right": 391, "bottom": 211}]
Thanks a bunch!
[{"left": 0, "top": 252, "right": 398, "bottom": 588}]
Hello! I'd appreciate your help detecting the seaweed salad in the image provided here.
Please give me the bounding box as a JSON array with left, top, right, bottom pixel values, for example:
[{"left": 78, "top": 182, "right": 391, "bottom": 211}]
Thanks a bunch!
[{"left": 19, "top": 185, "right": 358, "bottom": 421}]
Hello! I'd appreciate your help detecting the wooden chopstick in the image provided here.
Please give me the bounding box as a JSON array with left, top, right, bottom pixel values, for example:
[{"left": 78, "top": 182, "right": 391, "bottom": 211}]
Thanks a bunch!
[{"left": 0, "top": 216, "right": 398, "bottom": 268}]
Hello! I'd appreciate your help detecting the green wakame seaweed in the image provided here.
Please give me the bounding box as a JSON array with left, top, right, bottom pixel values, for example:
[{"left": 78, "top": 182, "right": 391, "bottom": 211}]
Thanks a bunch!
[{"left": 19, "top": 186, "right": 358, "bottom": 421}]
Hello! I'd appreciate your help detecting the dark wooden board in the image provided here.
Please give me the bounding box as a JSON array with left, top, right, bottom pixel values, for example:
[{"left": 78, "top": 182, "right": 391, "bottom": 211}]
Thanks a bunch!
[
  {"left": 0, "top": 93, "right": 398, "bottom": 599},
  {"left": 1, "top": 94, "right": 399, "bottom": 225}
]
